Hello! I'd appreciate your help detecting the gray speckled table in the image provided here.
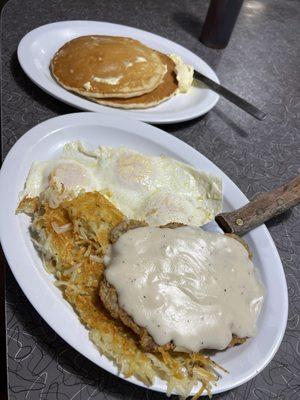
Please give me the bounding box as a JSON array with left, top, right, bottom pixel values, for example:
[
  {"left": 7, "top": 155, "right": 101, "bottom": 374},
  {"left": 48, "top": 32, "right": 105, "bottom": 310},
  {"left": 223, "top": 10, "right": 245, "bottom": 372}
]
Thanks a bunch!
[{"left": 1, "top": 0, "right": 300, "bottom": 399}]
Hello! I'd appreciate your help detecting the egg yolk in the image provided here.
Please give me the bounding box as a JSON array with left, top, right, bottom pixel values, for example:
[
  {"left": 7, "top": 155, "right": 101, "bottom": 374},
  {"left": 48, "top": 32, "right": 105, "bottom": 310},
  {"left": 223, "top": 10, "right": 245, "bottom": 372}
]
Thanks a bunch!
[
  {"left": 50, "top": 161, "right": 93, "bottom": 193},
  {"left": 116, "top": 153, "right": 155, "bottom": 190}
]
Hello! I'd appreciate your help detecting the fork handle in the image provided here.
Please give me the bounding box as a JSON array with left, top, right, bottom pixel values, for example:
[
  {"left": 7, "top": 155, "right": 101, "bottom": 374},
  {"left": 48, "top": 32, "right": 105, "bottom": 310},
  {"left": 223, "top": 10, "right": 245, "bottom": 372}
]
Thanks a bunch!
[{"left": 215, "top": 175, "right": 300, "bottom": 235}]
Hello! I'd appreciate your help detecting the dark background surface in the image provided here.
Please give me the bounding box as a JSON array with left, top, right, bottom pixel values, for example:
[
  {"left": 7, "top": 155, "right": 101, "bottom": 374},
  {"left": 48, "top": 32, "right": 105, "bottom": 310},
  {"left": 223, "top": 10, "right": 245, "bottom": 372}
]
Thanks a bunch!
[{"left": 1, "top": 0, "right": 300, "bottom": 398}]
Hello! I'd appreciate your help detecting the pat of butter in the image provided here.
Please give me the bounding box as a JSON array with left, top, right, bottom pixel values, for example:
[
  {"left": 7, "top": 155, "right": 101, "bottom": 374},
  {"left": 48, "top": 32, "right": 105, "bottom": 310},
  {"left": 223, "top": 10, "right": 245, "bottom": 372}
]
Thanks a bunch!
[
  {"left": 93, "top": 76, "right": 123, "bottom": 85},
  {"left": 169, "top": 54, "right": 194, "bottom": 93}
]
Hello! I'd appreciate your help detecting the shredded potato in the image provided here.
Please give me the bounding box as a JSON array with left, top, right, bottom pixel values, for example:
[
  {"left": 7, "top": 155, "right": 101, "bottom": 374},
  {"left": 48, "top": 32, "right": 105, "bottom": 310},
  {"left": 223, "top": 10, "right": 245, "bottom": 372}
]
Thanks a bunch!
[
  {"left": 19, "top": 192, "right": 223, "bottom": 398},
  {"left": 51, "top": 221, "right": 72, "bottom": 234}
]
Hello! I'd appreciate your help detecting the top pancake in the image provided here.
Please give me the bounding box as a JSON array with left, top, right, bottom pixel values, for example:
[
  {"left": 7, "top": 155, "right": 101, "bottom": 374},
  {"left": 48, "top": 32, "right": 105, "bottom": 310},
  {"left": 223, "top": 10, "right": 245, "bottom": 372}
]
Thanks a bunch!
[{"left": 51, "top": 35, "right": 166, "bottom": 98}]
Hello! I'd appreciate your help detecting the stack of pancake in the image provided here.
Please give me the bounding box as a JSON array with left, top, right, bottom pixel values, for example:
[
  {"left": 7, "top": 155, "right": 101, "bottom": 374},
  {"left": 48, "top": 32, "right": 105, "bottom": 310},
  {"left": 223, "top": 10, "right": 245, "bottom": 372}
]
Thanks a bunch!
[{"left": 51, "top": 35, "right": 181, "bottom": 109}]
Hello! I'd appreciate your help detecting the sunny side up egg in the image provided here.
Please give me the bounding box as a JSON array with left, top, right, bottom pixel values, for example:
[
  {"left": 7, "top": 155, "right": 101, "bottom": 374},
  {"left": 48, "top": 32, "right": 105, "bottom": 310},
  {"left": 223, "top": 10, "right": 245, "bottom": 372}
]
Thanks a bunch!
[{"left": 22, "top": 141, "right": 223, "bottom": 226}]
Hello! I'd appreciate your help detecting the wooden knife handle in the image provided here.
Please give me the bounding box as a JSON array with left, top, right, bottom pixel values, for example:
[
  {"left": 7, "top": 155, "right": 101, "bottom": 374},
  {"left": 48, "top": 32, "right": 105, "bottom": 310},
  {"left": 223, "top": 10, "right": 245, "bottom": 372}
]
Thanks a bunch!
[{"left": 215, "top": 175, "right": 300, "bottom": 235}]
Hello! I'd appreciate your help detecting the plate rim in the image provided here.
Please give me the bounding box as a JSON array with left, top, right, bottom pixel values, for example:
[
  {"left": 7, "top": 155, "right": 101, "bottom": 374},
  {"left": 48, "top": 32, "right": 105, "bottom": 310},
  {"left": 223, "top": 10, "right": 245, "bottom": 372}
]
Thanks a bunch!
[
  {"left": 0, "top": 112, "right": 288, "bottom": 396},
  {"left": 17, "top": 20, "right": 220, "bottom": 124}
]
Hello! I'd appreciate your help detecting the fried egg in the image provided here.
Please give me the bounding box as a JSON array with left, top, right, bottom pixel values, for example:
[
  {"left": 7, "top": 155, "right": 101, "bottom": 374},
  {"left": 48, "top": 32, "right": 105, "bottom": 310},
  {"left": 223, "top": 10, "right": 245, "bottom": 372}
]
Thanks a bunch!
[
  {"left": 22, "top": 142, "right": 102, "bottom": 198},
  {"left": 22, "top": 141, "right": 222, "bottom": 226}
]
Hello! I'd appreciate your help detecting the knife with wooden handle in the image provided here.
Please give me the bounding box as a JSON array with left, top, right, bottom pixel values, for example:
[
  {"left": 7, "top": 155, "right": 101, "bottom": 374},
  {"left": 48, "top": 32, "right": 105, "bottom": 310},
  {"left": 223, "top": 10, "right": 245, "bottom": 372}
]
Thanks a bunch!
[{"left": 215, "top": 175, "right": 300, "bottom": 235}]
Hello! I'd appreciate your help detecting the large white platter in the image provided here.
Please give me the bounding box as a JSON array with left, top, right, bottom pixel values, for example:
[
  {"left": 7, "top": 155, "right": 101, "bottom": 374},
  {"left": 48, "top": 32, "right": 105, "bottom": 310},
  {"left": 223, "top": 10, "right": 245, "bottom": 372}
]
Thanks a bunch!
[
  {"left": 17, "top": 21, "right": 219, "bottom": 124},
  {"left": 0, "top": 113, "right": 288, "bottom": 396}
]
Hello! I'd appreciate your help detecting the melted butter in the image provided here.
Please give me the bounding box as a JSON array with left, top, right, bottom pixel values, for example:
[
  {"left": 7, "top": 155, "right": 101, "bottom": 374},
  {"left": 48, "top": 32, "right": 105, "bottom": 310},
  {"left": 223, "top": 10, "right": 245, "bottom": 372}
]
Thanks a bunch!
[
  {"left": 104, "top": 226, "right": 264, "bottom": 352},
  {"left": 83, "top": 81, "right": 92, "bottom": 90},
  {"left": 93, "top": 75, "right": 123, "bottom": 85},
  {"left": 135, "top": 56, "right": 147, "bottom": 63},
  {"left": 124, "top": 61, "right": 133, "bottom": 68}
]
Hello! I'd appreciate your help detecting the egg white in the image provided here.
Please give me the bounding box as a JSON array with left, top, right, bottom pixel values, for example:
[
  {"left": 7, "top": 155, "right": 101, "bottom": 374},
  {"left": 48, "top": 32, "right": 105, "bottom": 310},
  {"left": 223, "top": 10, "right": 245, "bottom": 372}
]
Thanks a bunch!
[{"left": 22, "top": 141, "right": 222, "bottom": 226}]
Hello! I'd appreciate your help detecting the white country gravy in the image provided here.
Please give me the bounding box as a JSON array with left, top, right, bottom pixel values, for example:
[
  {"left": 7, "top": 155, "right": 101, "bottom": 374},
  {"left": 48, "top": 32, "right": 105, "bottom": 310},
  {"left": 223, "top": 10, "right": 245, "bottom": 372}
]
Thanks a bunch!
[{"left": 104, "top": 226, "right": 264, "bottom": 352}]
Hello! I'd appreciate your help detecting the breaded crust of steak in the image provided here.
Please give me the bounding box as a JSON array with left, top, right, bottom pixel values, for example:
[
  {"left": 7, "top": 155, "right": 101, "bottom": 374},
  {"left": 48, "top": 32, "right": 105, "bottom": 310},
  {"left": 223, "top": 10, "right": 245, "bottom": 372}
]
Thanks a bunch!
[{"left": 99, "top": 220, "right": 247, "bottom": 353}]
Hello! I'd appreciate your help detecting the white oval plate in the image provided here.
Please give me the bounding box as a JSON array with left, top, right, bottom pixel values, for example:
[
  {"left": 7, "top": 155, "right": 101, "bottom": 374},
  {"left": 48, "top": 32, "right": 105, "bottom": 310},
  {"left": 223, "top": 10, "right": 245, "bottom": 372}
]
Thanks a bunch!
[
  {"left": 0, "top": 113, "right": 287, "bottom": 396},
  {"left": 17, "top": 21, "right": 219, "bottom": 124}
]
